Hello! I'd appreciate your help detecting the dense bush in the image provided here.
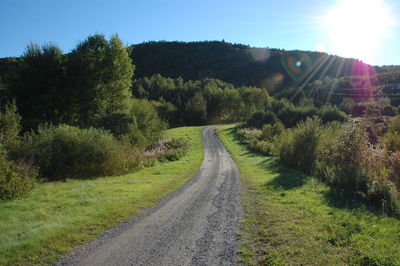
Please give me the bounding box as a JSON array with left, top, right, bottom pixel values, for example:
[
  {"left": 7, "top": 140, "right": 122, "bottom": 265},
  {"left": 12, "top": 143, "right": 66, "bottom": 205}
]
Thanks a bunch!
[
  {"left": 20, "top": 125, "right": 140, "bottom": 180},
  {"left": 246, "top": 111, "right": 277, "bottom": 128},
  {"left": 0, "top": 102, "right": 22, "bottom": 156},
  {"left": 0, "top": 145, "right": 36, "bottom": 199},
  {"left": 319, "top": 105, "right": 347, "bottom": 124},
  {"left": 273, "top": 117, "right": 322, "bottom": 173},
  {"left": 126, "top": 99, "right": 167, "bottom": 148},
  {"left": 325, "top": 124, "right": 370, "bottom": 193},
  {"left": 261, "top": 121, "right": 285, "bottom": 141},
  {"left": 384, "top": 116, "right": 400, "bottom": 152}
]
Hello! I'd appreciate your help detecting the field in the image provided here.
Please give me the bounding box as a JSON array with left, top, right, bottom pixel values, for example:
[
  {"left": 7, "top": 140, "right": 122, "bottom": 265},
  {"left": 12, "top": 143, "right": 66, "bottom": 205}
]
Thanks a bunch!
[
  {"left": 0, "top": 126, "right": 204, "bottom": 265},
  {"left": 217, "top": 125, "right": 400, "bottom": 265}
]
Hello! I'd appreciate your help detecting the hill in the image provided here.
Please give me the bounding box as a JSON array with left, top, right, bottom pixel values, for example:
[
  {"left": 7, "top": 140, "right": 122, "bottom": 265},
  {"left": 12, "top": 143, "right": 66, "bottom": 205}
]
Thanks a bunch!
[{"left": 131, "top": 41, "right": 375, "bottom": 90}]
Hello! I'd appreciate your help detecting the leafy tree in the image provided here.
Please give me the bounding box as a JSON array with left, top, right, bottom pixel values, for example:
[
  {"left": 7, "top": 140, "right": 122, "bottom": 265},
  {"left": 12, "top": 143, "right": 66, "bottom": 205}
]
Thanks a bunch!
[
  {"left": 184, "top": 93, "right": 207, "bottom": 125},
  {"left": 11, "top": 43, "right": 69, "bottom": 129},
  {"left": 67, "top": 34, "right": 134, "bottom": 126}
]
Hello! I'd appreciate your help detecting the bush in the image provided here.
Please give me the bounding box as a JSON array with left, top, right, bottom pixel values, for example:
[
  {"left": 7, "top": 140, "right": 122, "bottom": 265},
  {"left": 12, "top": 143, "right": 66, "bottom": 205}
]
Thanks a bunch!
[
  {"left": 95, "top": 112, "right": 134, "bottom": 137},
  {"left": 96, "top": 100, "right": 167, "bottom": 149},
  {"left": 127, "top": 99, "right": 167, "bottom": 148},
  {"left": 383, "top": 132, "right": 400, "bottom": 153},
  {"left": 246, "top": 111, "right": 277, "bottom": 128},
  {"left": 324, "top": 124, "right": 370, "bottom": 194},
  {"left": 319, "top": 105, "right": 347, "bottom": 124},
  {"left": 367, "top": 178, "right": 400, "bottom": 217},
  {"left": 261, "top": 121, "right": 285, "bottom": 141},
  {"left": 314, "top": 122, "right": 344, "bottom": 181},
  {"left": 236, "top": 128, "right": 262, "bottom": 150},
  {"left": 0, "top": 145, "right": 36, "bottom": 199},
  {"left": 387, "top": 152, "right": 400, "bottom": 190},
  {"left": 0, "top": 101, "right": 22, "bottom": 156},
  {"left": 20, "top": 124, "right": 140, "bottom": 180},
  {"left": 274, "top": 117, "right": 322, "bottom": 173}
]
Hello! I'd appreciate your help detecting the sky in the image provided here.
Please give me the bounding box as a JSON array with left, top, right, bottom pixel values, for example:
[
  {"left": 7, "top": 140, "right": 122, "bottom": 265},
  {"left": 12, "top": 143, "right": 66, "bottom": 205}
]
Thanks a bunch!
[{"left": 1, "top": 0, "right": 399, "bottom": 66}]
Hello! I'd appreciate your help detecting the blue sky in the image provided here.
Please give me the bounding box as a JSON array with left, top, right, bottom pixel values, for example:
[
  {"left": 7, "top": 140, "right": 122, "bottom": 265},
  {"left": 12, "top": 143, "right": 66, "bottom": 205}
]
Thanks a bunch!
[{"left": 1, "top": 0, "right": 399, "bottom": 66}]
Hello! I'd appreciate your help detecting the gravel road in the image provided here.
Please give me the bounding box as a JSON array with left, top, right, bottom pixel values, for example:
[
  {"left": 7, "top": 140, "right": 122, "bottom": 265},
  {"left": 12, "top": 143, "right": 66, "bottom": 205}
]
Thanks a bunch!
[{"left": 57, "top": 126, "right": 242, "bottom": 266}]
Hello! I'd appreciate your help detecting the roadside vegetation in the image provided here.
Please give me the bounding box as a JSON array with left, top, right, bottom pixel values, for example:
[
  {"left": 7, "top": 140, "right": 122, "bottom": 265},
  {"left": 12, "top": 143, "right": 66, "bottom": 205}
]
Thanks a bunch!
[
  {"left": 218, "top": 125, "right": 400, "bottom": 265},
  {"left": 0, "top": 126, "right": 203, "bottom": 265}
]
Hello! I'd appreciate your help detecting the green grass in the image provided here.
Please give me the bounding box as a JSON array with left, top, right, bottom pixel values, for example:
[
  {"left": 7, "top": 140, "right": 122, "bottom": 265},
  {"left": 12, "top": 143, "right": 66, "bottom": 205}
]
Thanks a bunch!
[
  {"left": 217, "top": 125, "right": 400, "bottom": 265},
  {"left": 0, "top": 126, "right": 204, "bottom": 266}
]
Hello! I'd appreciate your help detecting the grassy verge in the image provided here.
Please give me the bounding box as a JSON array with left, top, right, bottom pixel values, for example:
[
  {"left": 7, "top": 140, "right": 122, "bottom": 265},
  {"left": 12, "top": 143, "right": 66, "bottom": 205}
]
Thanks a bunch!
[
  {"left": 217, "top": 125, "right": 400, "bottom": 265},
  {"left": 0, "top": 126, "right": 204, "bottom": 265}
]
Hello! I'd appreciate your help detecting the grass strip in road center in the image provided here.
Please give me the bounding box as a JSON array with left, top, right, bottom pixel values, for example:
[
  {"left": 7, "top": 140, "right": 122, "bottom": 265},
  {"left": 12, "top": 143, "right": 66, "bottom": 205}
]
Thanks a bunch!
[
  {"left": 0, "top": 126, "right": 204, "bottom": 265},
  {"left": 217, "top": 124, "right": 400, "bottom": 265}
]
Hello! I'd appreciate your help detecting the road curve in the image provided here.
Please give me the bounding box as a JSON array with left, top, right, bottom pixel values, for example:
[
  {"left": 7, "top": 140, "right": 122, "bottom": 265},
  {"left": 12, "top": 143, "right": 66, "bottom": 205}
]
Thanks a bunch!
[{"left": 57, "top": 126, "right": 242, "bottom": 266}]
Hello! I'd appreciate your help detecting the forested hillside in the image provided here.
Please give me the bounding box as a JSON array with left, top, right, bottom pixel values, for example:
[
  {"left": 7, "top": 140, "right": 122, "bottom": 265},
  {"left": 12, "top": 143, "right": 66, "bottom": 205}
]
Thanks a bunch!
[{"left": 131, "top": 41, "right": 374, "bottom": 89}]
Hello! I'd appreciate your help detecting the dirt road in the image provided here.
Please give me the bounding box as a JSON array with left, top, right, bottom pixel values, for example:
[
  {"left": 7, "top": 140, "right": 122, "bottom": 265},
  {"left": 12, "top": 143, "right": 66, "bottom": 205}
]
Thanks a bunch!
[{"left": 57, "top": 126, "right": 242, "bottom": 265}]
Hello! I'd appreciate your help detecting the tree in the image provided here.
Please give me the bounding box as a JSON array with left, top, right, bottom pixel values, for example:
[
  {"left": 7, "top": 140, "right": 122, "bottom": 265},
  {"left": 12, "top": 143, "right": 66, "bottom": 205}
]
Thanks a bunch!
[
  {"left": 11, "top": 43, "right": 69, "bottom": 129},
  {"left": 67, "top": 34, "right": 134, "bottom": 126},
  {"left": 184, "top": 93, "right": 207, "bottom": 125}
]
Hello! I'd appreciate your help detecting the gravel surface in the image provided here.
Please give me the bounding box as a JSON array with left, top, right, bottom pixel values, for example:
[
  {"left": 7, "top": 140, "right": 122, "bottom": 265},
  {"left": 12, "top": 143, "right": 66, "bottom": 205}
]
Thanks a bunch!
[{"left": 57, "top": 126, "right": 243, "bottom": 266}]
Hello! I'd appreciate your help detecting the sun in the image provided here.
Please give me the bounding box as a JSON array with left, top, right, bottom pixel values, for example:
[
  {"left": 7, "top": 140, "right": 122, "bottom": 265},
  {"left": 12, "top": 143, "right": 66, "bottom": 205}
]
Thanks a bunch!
[{"left": 323, "top": 0, "right": 394, "bottom": 64}]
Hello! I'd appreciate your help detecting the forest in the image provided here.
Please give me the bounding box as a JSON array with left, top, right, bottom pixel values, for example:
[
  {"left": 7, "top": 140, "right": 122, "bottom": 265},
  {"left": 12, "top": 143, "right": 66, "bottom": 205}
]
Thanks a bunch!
[{"left": 1, "top": 37, "right": 400, "bottom": 218}]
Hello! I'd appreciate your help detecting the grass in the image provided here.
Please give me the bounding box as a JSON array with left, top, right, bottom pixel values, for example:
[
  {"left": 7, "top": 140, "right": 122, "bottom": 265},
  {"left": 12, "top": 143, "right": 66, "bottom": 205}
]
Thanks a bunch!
[
  {"left": 217, "top": 125, "right": 400, "bottom": 265},
  {"left": 0, "top": 126, "right": 204, "bottom": 266}
]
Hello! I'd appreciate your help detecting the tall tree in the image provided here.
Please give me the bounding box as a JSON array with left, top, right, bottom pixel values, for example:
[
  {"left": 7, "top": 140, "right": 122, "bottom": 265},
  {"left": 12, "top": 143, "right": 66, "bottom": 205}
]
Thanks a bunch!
[
  {"left": 67, "top": 34, "right": 134, "bottom": 126},
  {"left": 11, "top": 43, "right": 68, "bottom": 129}
]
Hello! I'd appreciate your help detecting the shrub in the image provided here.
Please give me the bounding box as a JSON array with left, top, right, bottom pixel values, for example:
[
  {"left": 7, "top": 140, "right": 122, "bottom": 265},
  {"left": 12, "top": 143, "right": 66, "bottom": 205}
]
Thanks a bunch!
[
  {"left": 21, "top": 124, "right": 140, "bottom": 180},
  {"left": 261, "top": 121, "right": 285, "bottom": 141},
  {"left": 387, "top": 152, "right": 400, "bottom": 190},
  {"left": 319, "top": 105, "right": 347, "bottom": 124},
  {"left": 96, "top": 100, "right": 167, "bottom": 149},
  {"left": 127, "top": 99, "right": 167, "bottom": 148},
  {"left": 324, "top": 124, "right": 370, "bottom": 194},
  {"left": 0, "top": 101, "right": 22, "bottom": 156},
  {"left": 0, "top": 145, "right": 36, "bottom": 199},
  {"left": 95, "top": 112, "right": 134, "bottom": 136},
  {"left": 236, "top": 128, "right": 262, "bottom": 150},
  {"left": 314, "top": 122, "right": 344, "bottom": 181},
  {"left": 367, "top": 177, "right": 400, "bottom": 217},
  {"left": 388, "top": 115, "right": 400, "bottom": 133},
  {"left": 274, "top": 117, "right": 322, "bottom": 173},
  {"left": 246, "top": 111, "right": 277, "bottom": 128},
  {"left": 383, "top": 132, "right": 400, "bottom": 153}
]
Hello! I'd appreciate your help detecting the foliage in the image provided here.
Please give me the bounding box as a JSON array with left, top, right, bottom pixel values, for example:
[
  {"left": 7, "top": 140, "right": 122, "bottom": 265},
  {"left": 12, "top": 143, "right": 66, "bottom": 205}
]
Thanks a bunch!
[
  {"left": 319, "top": 104, "right": 347, "bottom": 124},
  {"left": 132, "top": 74, "right": 269, "bottom": 125},
  {"left": 67, "top": 34, "right": 134, "bottom": 125},
  {"left": 20, "top": 124, "right": 140, "bottom": 180},
  {"left": 246, "top": 111, "right": 277, "bottom": 128},
  {"left": 126, "top": 99, "right": 167, "bottom": 148},
  {"left": 0, "top": 126, "right": 204, "bottom": 266},
  {"left": 7, "top": 35, "right": 134, "bottom": 130},
  {"left": 0, "top": 145, "right": 36, "bottom": 199},
  {"left": 273, "top": 117, "right": 322, "bottom": 173},
  {"left": 218, "top": 125, "right": 400, "bottom": 265},
  {"left": 10, "top": 43, "right": 69, "bottom": 129},
  {"left": 384, "top": 115, "right": 400, "bottom": 152},
  {"left": 261, "top": 121, "right": 285, "bottom": 141},
  {"left": 131, "top": 41, "right": 373, "bottom": 89},
  {"left": 184, "top": 93, "right": 208, "bottom": 125},
  {"left": 0, "top": 101, "right": 21, "bottom": 155}
]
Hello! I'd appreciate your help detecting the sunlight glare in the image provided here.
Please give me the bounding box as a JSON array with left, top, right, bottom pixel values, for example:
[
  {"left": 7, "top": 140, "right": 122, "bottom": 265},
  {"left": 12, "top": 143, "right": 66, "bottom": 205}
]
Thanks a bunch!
[{"left": 323, "top": 0, "right": 394, "bottom": 64}]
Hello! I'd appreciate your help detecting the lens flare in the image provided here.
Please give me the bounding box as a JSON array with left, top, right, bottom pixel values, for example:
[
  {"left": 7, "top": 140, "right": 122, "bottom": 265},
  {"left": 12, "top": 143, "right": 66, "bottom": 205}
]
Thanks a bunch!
[{"left": 322, "top": 0, "right": 395, "bottom": 64}]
